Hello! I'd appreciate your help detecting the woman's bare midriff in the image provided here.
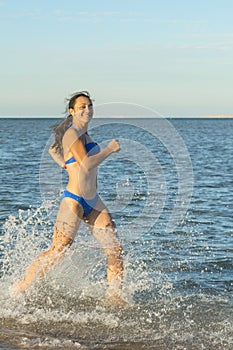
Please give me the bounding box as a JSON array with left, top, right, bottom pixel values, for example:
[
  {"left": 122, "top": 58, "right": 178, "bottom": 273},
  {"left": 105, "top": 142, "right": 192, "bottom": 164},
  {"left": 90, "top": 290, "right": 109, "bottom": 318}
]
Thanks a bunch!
[{"left": 66, "top": 162, "right": 98, "bottom": 199}]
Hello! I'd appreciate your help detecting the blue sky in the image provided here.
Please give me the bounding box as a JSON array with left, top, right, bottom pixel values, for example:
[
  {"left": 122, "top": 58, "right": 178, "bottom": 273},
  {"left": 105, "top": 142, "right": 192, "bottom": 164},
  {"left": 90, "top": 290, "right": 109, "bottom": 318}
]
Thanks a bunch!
[{"left": 1, "top": 0, "right": 233, "bottom": 117}]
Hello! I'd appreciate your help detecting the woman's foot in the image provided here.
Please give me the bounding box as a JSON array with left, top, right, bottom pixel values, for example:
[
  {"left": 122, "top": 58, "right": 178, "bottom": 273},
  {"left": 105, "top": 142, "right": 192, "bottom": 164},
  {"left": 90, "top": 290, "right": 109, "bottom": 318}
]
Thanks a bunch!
[
  {"left": 106, "top": 288, "right": 128, "bottom": 307},
  {"left": 10, "top": 280, "right": 28, "bottom": 298}
]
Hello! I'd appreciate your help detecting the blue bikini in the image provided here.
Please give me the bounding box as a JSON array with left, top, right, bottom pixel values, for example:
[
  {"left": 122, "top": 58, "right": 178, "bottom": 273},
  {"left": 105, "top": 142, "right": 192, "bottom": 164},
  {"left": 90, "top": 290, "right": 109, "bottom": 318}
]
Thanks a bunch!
[
  {"left": 65, "top": 142, "right": 101, "bottom": 165},
  {"left": 63, "top": 139, "right": 101, "bottom": 217},
  {"left": 61, "top": 190, "right": 99, "bottom": 217}
]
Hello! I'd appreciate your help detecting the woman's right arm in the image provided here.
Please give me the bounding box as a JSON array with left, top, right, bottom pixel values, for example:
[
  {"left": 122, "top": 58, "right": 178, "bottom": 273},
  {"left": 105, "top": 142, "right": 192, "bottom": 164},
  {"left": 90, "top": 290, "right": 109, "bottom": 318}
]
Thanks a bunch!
[{"left": 69, "top": 138, "right": 120, "bottom": 173}]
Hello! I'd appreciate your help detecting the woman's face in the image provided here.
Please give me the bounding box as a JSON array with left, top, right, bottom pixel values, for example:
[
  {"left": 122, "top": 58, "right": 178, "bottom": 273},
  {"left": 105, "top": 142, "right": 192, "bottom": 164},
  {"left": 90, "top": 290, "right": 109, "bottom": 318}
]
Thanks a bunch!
[{"left": 70, "top": 96, "right": 93, "bottom": 123}]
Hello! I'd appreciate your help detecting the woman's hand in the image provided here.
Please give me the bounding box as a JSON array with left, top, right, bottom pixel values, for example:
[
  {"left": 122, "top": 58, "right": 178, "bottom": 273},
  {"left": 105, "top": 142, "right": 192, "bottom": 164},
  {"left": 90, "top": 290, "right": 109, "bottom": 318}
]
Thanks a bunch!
[
  {"left": 49, "top": 146, "right": 66, "bottom": 168},
  {"left": 107, "top": 139, "right": 120, "bottom": 153}
]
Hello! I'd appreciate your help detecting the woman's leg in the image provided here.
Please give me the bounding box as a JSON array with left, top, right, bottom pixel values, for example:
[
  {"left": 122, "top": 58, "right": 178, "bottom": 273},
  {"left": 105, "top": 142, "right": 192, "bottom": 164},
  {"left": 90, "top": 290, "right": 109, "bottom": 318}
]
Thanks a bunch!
[
  {"left": 12, "top": 197, "right": 83, "bottom": 295},
  {"left": 85, "top": 198, "right": 124, "bottom": 301},
  {"left": 12, "top": 228, "right": 73, "bottom": 294}
]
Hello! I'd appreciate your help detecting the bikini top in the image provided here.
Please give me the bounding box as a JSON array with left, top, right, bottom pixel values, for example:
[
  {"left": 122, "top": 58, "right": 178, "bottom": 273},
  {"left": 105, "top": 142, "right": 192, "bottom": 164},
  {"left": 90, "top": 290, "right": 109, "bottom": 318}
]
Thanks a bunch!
[{"left": 65, "top": 141, "right": 101, "bottom": 165}]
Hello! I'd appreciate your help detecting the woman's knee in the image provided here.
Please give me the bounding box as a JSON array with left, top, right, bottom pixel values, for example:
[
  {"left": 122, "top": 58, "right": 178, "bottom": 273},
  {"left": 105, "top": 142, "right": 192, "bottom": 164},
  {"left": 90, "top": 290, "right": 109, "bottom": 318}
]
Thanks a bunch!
[
  {"left": 105, "top": 244, "right": 123, "bottom": 259},
  {"left": 52, "top": 228, "right": 73, "bottom": 253},
  {"left": 93, "top": 225, "right": 121, "bottom": 251}
]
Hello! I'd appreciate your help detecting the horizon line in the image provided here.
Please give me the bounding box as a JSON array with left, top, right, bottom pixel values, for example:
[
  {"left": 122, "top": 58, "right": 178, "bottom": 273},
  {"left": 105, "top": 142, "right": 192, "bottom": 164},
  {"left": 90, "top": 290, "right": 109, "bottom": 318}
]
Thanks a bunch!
[{"left": 0, "top": 115, "right": 233, "bottom": 119}]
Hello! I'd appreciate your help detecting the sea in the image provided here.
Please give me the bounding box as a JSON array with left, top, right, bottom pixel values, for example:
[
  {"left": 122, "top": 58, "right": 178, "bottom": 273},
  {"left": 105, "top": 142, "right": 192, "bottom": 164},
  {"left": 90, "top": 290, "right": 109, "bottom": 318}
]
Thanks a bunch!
[{"left": 0, "top": 116, "right": 232, "bottom": 350}]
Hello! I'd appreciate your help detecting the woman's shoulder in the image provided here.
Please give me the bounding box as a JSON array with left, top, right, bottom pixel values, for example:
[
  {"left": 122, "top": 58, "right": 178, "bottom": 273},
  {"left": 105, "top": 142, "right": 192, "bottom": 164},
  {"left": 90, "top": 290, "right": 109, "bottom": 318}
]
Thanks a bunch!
[{"left": 62, "top": 126, "right": 81, "bottom": 148}]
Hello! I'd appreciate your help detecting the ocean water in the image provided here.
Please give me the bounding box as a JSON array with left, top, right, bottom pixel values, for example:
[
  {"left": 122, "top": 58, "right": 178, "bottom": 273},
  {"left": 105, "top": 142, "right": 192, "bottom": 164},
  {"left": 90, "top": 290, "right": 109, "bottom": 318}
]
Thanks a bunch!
[{"left": 0, "top": 117, "right": 232, "bottom": 350}]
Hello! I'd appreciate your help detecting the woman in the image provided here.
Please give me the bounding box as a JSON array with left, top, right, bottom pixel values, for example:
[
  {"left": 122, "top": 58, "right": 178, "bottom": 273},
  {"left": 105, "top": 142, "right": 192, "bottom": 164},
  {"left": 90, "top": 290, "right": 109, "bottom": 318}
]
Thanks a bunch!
[{"left": 13, "top": 91, "right": 124, "bottom": 303}]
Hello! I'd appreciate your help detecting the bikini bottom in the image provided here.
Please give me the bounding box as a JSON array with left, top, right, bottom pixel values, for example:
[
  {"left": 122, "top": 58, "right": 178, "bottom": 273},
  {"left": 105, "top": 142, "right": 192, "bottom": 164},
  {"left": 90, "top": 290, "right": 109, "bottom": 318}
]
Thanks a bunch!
[{"left": 61, "top": 189, "right": 99, "bottom": 217}]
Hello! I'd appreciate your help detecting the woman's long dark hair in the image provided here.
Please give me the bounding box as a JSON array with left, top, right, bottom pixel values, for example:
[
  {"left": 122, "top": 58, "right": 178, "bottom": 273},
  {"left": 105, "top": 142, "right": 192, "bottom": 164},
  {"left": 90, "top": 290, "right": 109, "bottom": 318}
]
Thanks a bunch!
[{"left": 51, "top": 91, "right": 91, "bottom": 153}]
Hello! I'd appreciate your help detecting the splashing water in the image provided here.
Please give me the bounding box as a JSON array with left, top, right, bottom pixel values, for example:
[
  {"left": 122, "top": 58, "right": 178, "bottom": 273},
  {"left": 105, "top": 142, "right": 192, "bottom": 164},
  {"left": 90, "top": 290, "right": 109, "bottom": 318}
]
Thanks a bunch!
[{"left": 0, "top": 201, "right": 232, "bottom": 350}]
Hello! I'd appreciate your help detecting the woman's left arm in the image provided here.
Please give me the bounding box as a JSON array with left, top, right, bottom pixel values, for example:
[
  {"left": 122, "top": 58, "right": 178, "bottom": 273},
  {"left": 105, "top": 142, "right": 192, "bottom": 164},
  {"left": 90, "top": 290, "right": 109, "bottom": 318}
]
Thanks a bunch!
[{"left": 48, "top": 146, "right": 66, "bottom": 169}]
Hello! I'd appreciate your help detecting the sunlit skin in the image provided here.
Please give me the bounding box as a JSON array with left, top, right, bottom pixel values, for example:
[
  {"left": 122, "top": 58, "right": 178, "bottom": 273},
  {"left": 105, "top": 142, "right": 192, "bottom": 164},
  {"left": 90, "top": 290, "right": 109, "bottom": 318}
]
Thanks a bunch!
[{"left": 13, "top": 95, "right": 125, "bottom": 304}]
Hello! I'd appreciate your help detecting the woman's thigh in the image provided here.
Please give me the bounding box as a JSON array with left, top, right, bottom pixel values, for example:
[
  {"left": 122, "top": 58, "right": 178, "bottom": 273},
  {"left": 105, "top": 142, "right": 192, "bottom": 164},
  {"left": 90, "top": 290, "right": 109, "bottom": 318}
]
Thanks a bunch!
[
  {"left": 85, "top": 197, "right": 120, "bottom": 250},
  {"left": 55, "top": 197, "right": 83, "bottom": 241}
]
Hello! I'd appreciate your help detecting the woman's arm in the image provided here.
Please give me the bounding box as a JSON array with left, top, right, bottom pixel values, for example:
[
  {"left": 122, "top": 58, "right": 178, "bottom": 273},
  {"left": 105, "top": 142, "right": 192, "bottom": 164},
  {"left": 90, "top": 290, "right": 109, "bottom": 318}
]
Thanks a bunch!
[
  {"left": 70, "top": 138, "right": 120, "bottom": 173},
  {"left": 48, "top": 146, "right": 66, "bottom": 169}
]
